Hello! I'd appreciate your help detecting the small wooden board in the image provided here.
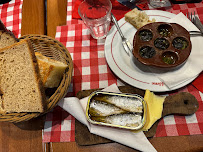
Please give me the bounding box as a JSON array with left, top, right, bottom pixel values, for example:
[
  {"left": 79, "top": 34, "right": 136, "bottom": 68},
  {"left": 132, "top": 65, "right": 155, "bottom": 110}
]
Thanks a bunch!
[{"left": 75, "top": 86, "right": 199, "bottom": 146}]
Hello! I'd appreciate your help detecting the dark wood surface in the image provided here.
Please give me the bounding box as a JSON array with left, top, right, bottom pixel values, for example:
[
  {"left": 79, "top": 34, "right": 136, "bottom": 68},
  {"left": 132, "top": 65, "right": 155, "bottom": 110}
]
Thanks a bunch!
[
  {"left": 47, "top": 0, "right": 67, "bottom": 38},
  {"left": 21, "top": 0, "right": 45, "bottom": 36}
]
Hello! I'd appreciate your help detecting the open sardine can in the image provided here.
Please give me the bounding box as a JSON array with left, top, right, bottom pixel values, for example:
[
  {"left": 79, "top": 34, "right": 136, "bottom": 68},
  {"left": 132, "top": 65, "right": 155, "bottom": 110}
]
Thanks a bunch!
[{"left": 86, "top": 91, "right": 147, "bottom": 130}]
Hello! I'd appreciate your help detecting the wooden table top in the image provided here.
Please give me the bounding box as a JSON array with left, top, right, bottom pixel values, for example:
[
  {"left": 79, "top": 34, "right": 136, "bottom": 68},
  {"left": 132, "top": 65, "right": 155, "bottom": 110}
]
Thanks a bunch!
[{"left": 0, "top": 0, "right": 202, "bottom": 152}]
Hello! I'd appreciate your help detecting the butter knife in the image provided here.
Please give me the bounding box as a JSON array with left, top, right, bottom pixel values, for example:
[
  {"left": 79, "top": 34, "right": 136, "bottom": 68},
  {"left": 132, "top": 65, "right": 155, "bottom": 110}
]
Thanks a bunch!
[
  {"left": 116, "top": 0, "right": 142, "bottom": 10},
  {"left": 194, "top": 16, "right": 203, "bottom": 33},
  {"left": 111, "top": 13, "right": 133, "bottom": 56}
]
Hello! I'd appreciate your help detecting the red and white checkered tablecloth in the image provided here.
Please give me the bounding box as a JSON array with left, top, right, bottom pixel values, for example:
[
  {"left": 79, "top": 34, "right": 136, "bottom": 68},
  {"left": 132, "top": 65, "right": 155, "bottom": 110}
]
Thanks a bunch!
[
  {"left": 0, "top": 0, "right": 23, "bottom": 38},
  {"left": 42, "top": 0, "right": 203, "bottom": 143}
]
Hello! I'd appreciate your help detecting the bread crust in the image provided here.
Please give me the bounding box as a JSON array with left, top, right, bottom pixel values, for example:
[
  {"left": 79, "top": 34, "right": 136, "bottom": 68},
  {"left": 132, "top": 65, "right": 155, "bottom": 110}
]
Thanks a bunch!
[
  {"left": 26, "top": 40, "right": 47, "bottom": 111},
  {"left": 0, "top": 30, "right": 19, "bottom": 43},
  {"left": 0, "top": 19, "right": 19, "bottom": 42},
  {"left": 0, "top": 19, "right": 8, "bottom": 32},
  {"left": 35, "top": 52, "right": 68, "bottom": 88},
  {"left": 124, "top": 8, "right": 155, "bottom": 29}
]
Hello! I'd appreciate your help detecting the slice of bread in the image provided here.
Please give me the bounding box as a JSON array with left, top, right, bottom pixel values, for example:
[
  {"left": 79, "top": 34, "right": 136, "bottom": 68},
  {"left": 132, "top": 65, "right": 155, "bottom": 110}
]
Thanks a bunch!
[
  {"left": 0, "top": 40, "right": 46, "bottom": 113},
  {"left": 0, "top": 31, "right": 67, "bottom": 89},
  {"left": 35, "top": 52, "right": 68, "bottom": 88},
  {"left": 0, "top": 30, "right": 18, "bottom": 48},
  {"left": 125, "top": 8, "right": 155, "bottom": 29}
]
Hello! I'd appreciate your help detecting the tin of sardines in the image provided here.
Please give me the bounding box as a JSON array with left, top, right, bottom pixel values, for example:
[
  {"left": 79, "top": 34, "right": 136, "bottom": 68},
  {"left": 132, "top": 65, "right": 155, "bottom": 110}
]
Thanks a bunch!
[{"left": 86, "top": 91, "right": 147, "bottom": 130}]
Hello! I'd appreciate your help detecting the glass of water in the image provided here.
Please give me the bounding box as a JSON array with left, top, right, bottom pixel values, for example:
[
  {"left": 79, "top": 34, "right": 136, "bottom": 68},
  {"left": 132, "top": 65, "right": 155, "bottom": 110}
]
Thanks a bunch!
[{"left": 78, "top": 0, "right": 112, "bottom": 39}]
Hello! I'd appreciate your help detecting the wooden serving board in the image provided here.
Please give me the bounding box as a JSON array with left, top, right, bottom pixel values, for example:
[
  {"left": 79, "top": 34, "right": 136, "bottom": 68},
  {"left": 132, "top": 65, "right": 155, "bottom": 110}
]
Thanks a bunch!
[{"left": 75, "top": 85, "right": 199, "bottom": 146}]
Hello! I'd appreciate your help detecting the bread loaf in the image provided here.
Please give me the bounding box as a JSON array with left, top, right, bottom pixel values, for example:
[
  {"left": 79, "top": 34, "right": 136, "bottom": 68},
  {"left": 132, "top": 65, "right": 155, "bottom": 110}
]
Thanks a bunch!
[
  {"left": 35, "top": 52, "right": 68, "bottom": 88},
  {"left": 125, "top": 8, "right": 155, "bottom": 29},
  {"left": 0, "top": 40, "right": 46, "bottom": 113}
]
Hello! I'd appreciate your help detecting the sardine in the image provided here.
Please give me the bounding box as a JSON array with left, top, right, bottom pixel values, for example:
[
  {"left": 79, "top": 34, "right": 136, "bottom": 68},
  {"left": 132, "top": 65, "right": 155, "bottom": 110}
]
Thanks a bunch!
[
  {"left": 93, "top": 95, "right": 143, "bottom": 113},
  {"left": 91, "top": 113, "right": 142, "bottom": 128},
  {"left": 89, "top": 99, "right": 126, "bottom": 116}
]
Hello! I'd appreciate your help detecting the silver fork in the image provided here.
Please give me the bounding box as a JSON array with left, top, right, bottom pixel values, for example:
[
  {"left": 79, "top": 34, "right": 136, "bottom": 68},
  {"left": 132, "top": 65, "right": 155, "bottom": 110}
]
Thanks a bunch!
[
  {"left": 187, "top": 11, "right": 203, "bottom": 36},
  {"left": 187, "top": 11, "right": 196, "bottom": 23},
  {"left": 111, "top": 13, "right": 133, "bottom": 56}
]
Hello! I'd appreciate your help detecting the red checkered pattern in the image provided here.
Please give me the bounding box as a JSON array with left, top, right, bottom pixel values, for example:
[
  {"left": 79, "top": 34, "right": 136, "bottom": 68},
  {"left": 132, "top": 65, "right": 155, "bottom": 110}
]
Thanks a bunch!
[
  {"left": 0, "top": 0, "right": 23, "bottom": 38},
  {"left": 43, "top": 106, "right": 75, "bottom": 142},
  {"left": 155, "top": 85, "right": 203, "bottom": 137},
  {"left": 42, "top": 0, "right": 203, "bottom": 142}
]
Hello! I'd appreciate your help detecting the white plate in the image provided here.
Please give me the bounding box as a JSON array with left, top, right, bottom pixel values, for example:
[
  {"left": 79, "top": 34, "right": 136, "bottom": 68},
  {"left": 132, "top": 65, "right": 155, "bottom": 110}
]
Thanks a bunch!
[{"left": 105, "top": 10, "right": 197, "bottom": 92}]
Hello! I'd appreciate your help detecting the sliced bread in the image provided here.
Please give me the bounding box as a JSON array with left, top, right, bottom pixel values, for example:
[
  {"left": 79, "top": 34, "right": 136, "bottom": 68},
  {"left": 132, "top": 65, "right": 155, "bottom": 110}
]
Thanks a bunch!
[
  {"left": 35, "top": 52, "right": 68, "bottom": 88},
  {"left": 124, "top": 8, "right": 155, "bottom": 29},
  {"left": 0, "top": 39, "right": 46, "bottom": 113},
  {"left": 0, "top": 31, "right": 67, "bottom": 88},
  {"left": 0, "top": 30, "right": 18, "bottom": 48}
]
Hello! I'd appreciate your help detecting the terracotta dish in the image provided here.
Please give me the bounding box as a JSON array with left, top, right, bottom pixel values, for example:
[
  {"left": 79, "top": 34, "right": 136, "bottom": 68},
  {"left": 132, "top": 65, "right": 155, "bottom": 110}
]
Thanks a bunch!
[{"left": 133, "top": 22, "right": 192, "bottom": 68}]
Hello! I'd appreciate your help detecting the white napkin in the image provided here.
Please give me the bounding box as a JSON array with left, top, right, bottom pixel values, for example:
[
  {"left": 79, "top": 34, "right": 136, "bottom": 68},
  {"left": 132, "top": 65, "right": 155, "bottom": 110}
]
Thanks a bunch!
[
  {"left": 149, "top": 12, "right": 203, "bottom": 89},
  {"left": 58, "top": 84, "right": 157, "bottom": 152}
]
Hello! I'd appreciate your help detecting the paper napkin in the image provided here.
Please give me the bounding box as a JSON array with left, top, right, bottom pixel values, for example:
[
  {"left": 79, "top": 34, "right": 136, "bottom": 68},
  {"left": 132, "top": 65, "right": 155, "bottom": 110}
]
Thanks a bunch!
[
  {"left": 58, "top": 84, "right": 157, "bottom": 152},
  {"left": 149, "top": 12, "right": 203, "bottom": 89}
]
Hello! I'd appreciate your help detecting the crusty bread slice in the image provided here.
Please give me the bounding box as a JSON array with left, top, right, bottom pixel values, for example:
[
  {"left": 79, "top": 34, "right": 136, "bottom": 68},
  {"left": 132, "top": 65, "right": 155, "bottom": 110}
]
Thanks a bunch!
[
  {"left": 0, "top": 39, "right": 46, "bottom": 113},
  {"left": 0, "top": 31, "right": 67, "bottom": 89},
  {"left": 124, "top": 8, "right": 155, "bottom": 29},
  {"left": 35, "top": 52, "right": 68, "bottom": 88},
  {"left": 0, "top": 30, "right": 18, "bottom": 48}
]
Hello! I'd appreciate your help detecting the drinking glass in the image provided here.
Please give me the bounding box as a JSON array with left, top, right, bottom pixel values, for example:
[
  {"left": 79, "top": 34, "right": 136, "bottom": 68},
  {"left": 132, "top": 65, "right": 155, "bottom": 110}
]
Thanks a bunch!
[{"left": 78, "top": 0, "right": 112, "bottom": 39}]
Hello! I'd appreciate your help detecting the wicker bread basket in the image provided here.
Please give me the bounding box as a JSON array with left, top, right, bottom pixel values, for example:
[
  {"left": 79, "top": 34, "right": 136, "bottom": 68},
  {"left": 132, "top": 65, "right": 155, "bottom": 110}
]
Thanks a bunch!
[{"left": 0, "top": 34, "right": 73, "bottom": 123}]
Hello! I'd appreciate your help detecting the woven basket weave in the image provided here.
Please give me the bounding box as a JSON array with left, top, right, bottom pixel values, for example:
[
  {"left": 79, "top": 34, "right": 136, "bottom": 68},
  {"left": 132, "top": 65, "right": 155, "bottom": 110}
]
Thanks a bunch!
[{"left": 0, "top": 35, "right": 73, "bottom": 123}]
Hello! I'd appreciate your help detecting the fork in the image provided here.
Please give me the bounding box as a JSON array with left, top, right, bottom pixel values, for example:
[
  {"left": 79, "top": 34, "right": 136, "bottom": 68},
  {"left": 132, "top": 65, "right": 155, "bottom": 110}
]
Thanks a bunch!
[
  {"left": 111, "top": 13, "right": 133, "bottom": 56},
  {"left": 187, "top": 11, "right": 196, "bottom": 23},
  {"left": 187, "top": 11, "right": 203, "bottom": 36}
]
